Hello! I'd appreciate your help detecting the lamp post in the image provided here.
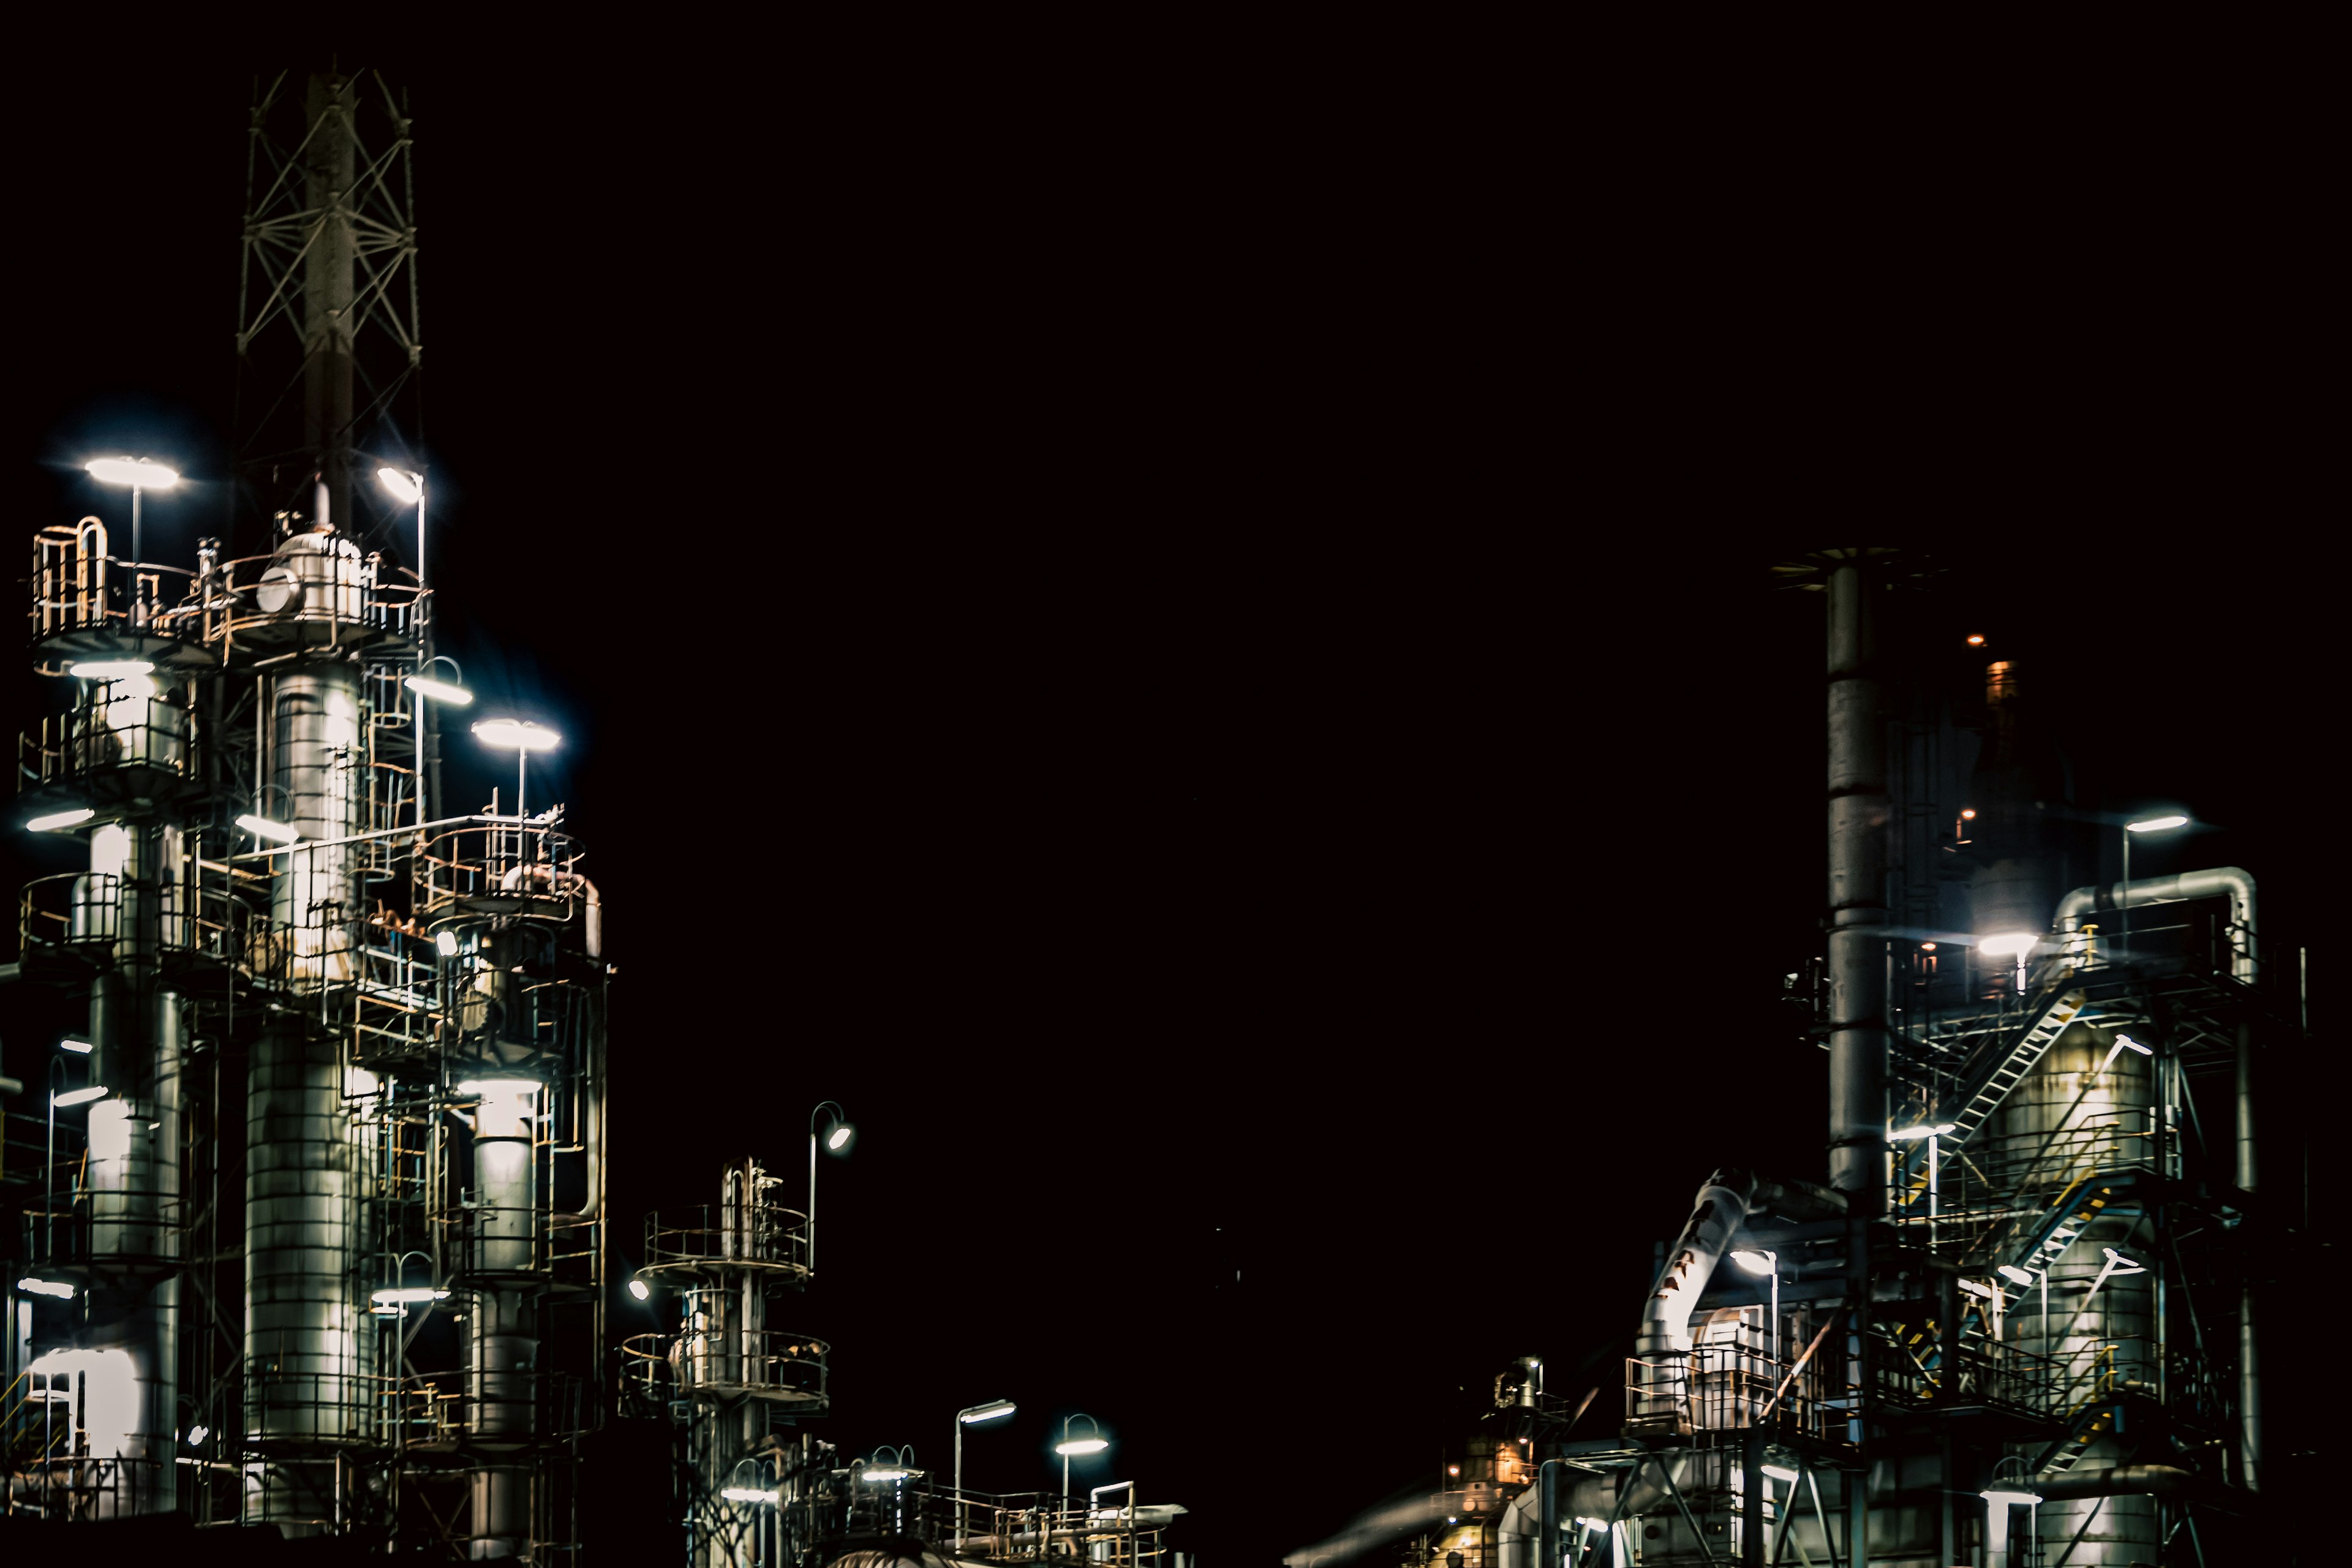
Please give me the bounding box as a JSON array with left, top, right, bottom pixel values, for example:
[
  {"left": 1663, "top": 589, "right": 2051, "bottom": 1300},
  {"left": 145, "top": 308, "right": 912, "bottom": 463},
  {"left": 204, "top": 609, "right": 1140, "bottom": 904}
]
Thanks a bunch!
[
  {"left": 472, "top": 719, "right": 560, "bottom": 824},
  {"left": 1728, "top": 1248, "right": 1781, "bottom": 1371},
  {"left": 954, "top": 1398, "right": 1017, "bottom": 1548},
  {"left": 808, "top": 1102, "right": 852, "bottom": 1276},
  {"left": 1056, "top": 1413, "right": 1110, "bottom": 1507},
  {"left": 402, "top": 656, "right": 471, "bottom": 827},
  {"left": 2120, "top": 814, "right": 2190, "bottom": 965},
  {"left": 85, "top": 457, "right": 180, "bottom": 624}
]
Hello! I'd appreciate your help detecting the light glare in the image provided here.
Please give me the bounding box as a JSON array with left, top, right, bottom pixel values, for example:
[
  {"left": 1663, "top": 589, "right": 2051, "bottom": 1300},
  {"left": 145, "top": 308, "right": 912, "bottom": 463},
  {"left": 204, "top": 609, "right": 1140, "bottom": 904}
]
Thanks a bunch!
[
  {"left": 473, "top": 719, "right": 560, "bottom": 752},
  {"left": 27, "top": 808, "right": 97, "bottom": 832},
  {"left": 721, "top": 1485, "right": 774, "bottom": 1502},
  {"left": 86, "top": 458, "right": 179, "bottom": 490},
  {"left": 827, "top": 1123, "right": 853, "bottom": 1150},
  {"left": 1056, "top": 1437, "right": 1110, "bottom": 1455},
  {"left": 435, "top": 930, "right": 459, "bottom": 957},
  {"left": 1888, "top": 1123, "right": 1956, "bottom": 1141},
  {"left": 2125, "top": 815, "right": 2189, "bottom": 832},
  {"left": 1997, "top": 1264, "right": 2037, "bottom": 1286},
  {"left": 369, "top": 1287, "right": 449, "bottom": 1305},
  {"left": 628, "top": 1279, "right": 651, "bottom": 1301},
  {"left": 1977, "top": 932, "right": 2037, "bottom": 957},
  {"left": 405, "top": 675, "right": 474, "bottom": 706},
  {"left": 236, "top": 813, "right": 301, "bottom": 845},
  {"left": 377, "top": 467, "right": 424, "bottom": 504},
  {"left": 1727, "top": 1249, "right": 1773, "bottom": 1275}
]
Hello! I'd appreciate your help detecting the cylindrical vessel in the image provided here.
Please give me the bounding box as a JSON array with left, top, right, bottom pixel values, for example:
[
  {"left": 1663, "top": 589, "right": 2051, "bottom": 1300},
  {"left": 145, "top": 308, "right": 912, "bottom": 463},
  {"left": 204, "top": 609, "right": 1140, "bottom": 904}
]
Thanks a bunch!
[
  {"left": 271, "top": 665, "right": 363, "bottom": 984},
  {"left": 1989, "top": 1024, "right": 2158, "bottom": 1564}
]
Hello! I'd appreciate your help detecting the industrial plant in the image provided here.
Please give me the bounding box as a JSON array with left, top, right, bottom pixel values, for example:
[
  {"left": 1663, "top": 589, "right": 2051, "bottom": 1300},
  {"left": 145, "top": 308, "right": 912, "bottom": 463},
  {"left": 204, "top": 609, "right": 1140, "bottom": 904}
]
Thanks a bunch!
[
  {"left": 0, "top": 67, "right": 1188, "bottom": 1564},
  {"left": 1289, "top": 553, "right": 2299, "bottom": 1566}
]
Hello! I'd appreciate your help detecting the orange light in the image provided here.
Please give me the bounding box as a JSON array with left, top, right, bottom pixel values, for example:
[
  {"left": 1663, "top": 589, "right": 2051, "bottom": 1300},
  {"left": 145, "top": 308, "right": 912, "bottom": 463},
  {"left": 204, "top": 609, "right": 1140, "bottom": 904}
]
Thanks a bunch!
[
  {"left": 1960, "top": 809, "right": 1977, "bottom": 820},
  {"left": 1921, "top": 942, "right": 1937, "bottom": 951},
  {"left": 1448, "top": 1465, "right": 1460, "bottom": 1476},
  {"left": 1967, "top": 634, "right": 1985, "bottom": 646}
]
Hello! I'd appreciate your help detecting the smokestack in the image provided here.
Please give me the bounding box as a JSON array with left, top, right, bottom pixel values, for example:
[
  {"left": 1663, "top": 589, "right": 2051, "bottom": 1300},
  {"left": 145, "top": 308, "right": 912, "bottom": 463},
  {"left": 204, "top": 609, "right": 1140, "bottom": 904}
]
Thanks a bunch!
[{"left": 1825, "top": 561, "right": 1887, "bottom": 1207}]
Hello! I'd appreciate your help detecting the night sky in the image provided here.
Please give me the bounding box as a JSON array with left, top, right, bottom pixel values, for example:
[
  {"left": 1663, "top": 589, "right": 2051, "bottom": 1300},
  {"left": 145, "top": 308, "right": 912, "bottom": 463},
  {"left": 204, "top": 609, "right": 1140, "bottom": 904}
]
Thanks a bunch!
[{"left": 7, "top": 49, "right": 2337, "bottom": 1561}]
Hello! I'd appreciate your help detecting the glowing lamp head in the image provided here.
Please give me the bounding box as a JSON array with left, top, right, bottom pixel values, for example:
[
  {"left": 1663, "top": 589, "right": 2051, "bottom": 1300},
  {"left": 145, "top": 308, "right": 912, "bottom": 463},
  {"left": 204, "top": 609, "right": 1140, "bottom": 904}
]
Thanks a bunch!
[
  {"left": 2125, "top": 815, "right": 2189, "bottom": 833},
  {"left": 1959, "top": 808, "right": 1977, "bottom": 819},
  {"left": 59, "top": 1038, "right": 94, "bottom": 1055},
  {"left": 17, "top": 1276, "right": 75, "bottom": 1300},
  {"left": 1727, "top": 1249, "right": 1774, "bottom": 1275},
  {"left": 86, "top": 457, "right": 179, "bottom": 490},
  {"left": 1997, "top": 1264, "right": 2037, "bottom": 1287},
  {"left": 628, "top": 1278, "right": 651, "bottom": 1302},
  {"left": 55, "top": 1085, "right": 110, "bottom": 1108},
  {"left": 435, "top": 930, "right": 460, "bottom": 957},
  {"left": 1977, "top": 932, "right": 2038, "bottom": 958},
  {"left": 68, "top": 660, "right": 156, "bottom": 681},
  {"left": 473, "top": 718, "right": 560, "bottom": 752},
  {"left": 26, "top": 808, "right": 97, "bottom": 833},
  {"left": 1982, "top": 1488, "right": 2042, "bottom": 1507},
  {"left": 377, "top": 467, "right": 424, "bottom": 505},
  {"left": 236, "top": 813, "right": 301, "bottom": 845},
  {"left": 405, "top": 675, "right": 474, "bottom": 706},
  {"left": 959, "top": 1399, "right": 1016, "bottom": 1423},
  {"left": 1888, "top": 1123, "right": 1957, "bottom": 1142},
  {"left": 1056, "top": 1436, "right": 1110, "bottom": 1456},
  {"left": 827, "top": 1123, "right": 853, "bottom": 1151},
  {"left": 1966, "top": 634, "right": 1985, "bottom": 646}
]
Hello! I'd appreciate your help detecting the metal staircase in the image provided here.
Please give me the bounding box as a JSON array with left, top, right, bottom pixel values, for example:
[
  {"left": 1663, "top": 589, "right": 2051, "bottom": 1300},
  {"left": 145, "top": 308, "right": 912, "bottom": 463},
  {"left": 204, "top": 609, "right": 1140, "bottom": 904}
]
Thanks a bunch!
[{"left": 1940, "top": 987, "right": 2087, "bottom": 1149}]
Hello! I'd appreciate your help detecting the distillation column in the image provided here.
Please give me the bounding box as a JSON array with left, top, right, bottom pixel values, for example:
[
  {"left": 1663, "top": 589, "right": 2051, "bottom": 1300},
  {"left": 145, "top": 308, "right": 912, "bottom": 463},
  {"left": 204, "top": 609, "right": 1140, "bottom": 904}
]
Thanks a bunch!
[
  {"left": 1991, "top": 1027, "right": 2157, "bottom": 1565},
  {"left": 467, "top": 1076, "right": 543, "bottom": 1559},
  {"left": 245, "top": 663, "right": 366, "bottom": 1531},
  {"left": 77, "top": 685, "right": 188, "bottom": 1513}
]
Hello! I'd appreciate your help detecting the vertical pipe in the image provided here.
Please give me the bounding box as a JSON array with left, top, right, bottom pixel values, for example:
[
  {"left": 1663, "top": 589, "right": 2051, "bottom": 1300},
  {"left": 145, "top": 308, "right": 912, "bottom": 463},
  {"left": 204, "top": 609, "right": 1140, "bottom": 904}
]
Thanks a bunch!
[
  {"left": 302, "top": 72, "right": 356, "bottom": 537},
  {"left": 1539, "top": 1458, "right": 1559, "bottom": 1568},
  {"left": 1824, "top": 561, "right": 1883, "bottom": 1565},
  {"left": 1825, "top": 561, "right": 1887, "bottom": 1205},
  {"left": 2235, "top": 1020, "right": 2260, "bottom": 1493}
]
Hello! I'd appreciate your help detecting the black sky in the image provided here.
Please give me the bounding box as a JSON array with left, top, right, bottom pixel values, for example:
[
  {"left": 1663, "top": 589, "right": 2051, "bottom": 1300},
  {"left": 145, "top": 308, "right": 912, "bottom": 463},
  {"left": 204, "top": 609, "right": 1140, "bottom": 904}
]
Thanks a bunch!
[{"left": 5, "top": 43, "right": 2337, "bottom": 1561}]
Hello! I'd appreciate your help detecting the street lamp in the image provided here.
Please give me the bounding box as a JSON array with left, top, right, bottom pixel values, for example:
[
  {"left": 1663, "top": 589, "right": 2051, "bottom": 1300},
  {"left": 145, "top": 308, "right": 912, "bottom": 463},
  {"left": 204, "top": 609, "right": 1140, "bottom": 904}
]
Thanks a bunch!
[
  {"left": 472, "top": 720, "right": 560, "bottom": 822},
  {"left": 2119, "top": 814, "right": 2190, "bottom": 965},
  {"left": 1056, "top": 1413, "right": 1110, "bottom": 1506},
  {"left": 955, "top": 1399, "right": 1017, "bottom": 1547},
  {"left": 85, "top": 458, "right": 179, "bottom": 594},
  {"left": 808, "top": 1102, "right": 853, "bottom": 1276},
  {"left": 1728, "top": 1249, "right": 1780, "bottom": 1369}
]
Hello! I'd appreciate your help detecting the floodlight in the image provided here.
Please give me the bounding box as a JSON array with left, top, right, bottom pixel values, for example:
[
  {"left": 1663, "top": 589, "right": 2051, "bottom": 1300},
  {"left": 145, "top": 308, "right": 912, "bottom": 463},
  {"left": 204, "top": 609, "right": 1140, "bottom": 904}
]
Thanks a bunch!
[
  {"left": 86, "top": 458, "right": 179, "bottom": 489},
  {"left": 435, "top": 930, "right": 459, "bottom": 957},
  {"left": 27, "top": 808, "right": 96, "bottom": 832},
  {"left": 186, "top": 1425, "right": 209, "bottom": 1448},
  {"left": 960, "top": 1400, "right": 1017, "bottom": 1423},
  {"left": 827, "top": 1123, "right": 853, "bottom": 1151},
  {"left": 377, "top": 468, "right": 424, "bottom": 505},
  {"left": 1977, "top": 932, "right": 2037, "bottom": 957},
  {"left": 369, "top": 1287, "right": 450, "bottom": 1305},
  {"left": 55, "top": 1085, "right": 110, "bottom": 1107},
  {"left": 628, "top": 1279, "right": 651, "bottom": 1302},
  {"left": 1888, "top": 1123, "right": 1956, "bottom": 1141},
  {"left": 862, "top": 1469, "right": 910, "bottom": 1483},
  {"left": 2125, "top": 815, "right": 2188, "bottom": 832},
  {"left": 68, "top": 660, "right": 154, "bottom": 680},
  {"left": 236, "top": 813, "right": 301, "bottom": 845},
  {"left": 1057, "top": 1437, "right": 1110, "bottom": 1456},
  {"left": 60, "top": 1038, "right": 94, "bottom": 1054},
  {"left": 1727, "top": 1250, "right": 1773, "bottom": 1275},
  {"left": 473, "top": 719, "right": 560, "bottom": 752},
  {"left": 1997, "top": 1264, "right": 2037, "bottom": 1286},
  {"left": 405, "top": 674, "right": 473, "bottom": 706},
  {"left": 17, "top": 1277, "right": 75, "bottom": 1299}
]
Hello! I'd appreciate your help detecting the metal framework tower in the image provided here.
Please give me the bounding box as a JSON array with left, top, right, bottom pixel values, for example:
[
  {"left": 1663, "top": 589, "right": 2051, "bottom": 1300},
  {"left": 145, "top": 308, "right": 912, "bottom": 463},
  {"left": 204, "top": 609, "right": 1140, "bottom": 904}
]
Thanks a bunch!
[{"left": 3, "top": 70, "right": 612, "bottom": 1557}]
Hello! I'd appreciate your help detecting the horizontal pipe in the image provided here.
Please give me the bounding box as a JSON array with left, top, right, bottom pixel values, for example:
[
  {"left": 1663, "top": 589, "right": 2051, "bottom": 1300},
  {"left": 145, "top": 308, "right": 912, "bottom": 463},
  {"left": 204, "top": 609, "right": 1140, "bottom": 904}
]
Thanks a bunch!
[{"left": 2054, "top": 867, "right": 2256, "bottom": 982}]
